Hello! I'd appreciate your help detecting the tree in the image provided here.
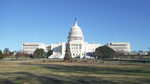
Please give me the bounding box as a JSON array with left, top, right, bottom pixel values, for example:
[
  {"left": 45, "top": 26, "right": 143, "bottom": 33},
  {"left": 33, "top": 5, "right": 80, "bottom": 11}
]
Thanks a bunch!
[
  {"left": 46, "top": 50, "right": 53, "bottom": 58},
  {"left": 46, "top": 46, "right": 53, "bottom": 58},
  {"left": 0, "top": 50, "right": 3, "bottom": 59},
  {"left": 33, "top": 48, "right": 46, "bottom": 58},
  {"left": 94, "top": 46, "right": 116, "bottom": 59},
  {"left": 15, "top": 52, "right": 21, "bottom": 60},
  {"left": 148, "top": 51, "right": 150, "bottom": 56},
  {"left": 147, "top": 47, "right": 150, "bottom": 56},
  {"left": 3, "top": 48, "right": 11, "bottom": 56},
  {"left": 64, "top": 43, "right": 72, "bottom": 62}
]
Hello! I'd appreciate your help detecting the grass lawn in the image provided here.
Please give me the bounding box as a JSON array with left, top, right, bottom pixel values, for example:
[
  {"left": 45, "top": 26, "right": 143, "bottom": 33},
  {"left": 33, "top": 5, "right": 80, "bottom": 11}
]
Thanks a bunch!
[{"left": 0, "top": 60, "right": 149, "bottom": 84}]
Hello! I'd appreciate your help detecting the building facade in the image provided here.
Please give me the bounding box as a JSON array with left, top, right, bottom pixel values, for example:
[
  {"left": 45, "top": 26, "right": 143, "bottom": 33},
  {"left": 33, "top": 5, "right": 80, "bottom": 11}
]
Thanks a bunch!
[
  {"left": 106, "top": 42, "right": 131, "bottom": 52},
  {"left": 22, "top": 42, "right": 47, "bottom": 54},
  {"left": 49, "top": 20, "right": 101, "bottom": 58}
]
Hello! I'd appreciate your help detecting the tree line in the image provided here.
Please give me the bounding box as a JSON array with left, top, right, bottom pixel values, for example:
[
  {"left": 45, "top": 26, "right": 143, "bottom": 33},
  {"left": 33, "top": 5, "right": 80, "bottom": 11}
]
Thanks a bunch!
[
  {"left": 0, "top": 48, "right": 15, "bottom": 59},
  {"left": 0, "top": 48, "right": 53, "bottom": 59}
]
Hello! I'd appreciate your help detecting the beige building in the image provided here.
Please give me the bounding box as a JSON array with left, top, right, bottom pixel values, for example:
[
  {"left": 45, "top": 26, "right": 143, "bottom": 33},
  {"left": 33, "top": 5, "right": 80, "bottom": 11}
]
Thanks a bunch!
[
  {"left": 22, "top": 42, "right": 47, "bottom": 54},
  {"left": 106, "top": 42, "right": 131, "bottom": 52}
]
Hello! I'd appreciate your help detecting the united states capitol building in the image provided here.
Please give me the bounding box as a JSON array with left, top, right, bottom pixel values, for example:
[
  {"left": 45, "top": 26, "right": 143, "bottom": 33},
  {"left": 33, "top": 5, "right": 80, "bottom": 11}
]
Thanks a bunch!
[{"left": 22, "top": 20, "right": 131, "bottom": 58}]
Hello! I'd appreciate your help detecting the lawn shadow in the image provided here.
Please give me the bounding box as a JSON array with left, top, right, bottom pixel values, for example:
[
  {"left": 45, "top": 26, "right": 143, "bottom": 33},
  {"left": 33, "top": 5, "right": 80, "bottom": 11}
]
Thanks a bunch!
[
  {"left": 34, "top": 64, "right": 150, "bottom": 75},
  {"left": 0, "top": 79, "right": 15, "bottom": 84},
  {"left": 0, "top": 72, "right": 64, "bottom": 84},
  {"left": 0, "top": 72, "right": 118, "bottom": 84}
]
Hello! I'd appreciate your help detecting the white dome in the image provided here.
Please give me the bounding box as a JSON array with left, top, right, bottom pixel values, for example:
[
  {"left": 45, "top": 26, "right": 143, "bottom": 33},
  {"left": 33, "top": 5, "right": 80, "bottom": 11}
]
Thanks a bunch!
[{"left": 68, "top": 20, "right": 84, "bottom": 42}]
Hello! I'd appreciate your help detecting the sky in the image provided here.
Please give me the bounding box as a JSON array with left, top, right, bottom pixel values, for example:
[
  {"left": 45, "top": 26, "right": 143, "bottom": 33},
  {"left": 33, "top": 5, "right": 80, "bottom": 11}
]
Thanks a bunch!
[{"left": 0, "top": 0, "right": 150, "bottom": 51}]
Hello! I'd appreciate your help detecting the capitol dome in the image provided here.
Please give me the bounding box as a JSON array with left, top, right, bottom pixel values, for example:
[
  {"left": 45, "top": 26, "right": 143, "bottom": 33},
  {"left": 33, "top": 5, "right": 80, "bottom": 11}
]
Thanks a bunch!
[{"left": 68, "top": 20, "right": 84, "bottom": 42}]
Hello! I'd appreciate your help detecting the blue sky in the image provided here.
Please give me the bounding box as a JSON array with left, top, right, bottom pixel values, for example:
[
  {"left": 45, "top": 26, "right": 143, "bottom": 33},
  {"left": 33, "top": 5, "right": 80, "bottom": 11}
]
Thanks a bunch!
[{"left": 0, "top": 0, "right": 150, "bottom": 51}]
